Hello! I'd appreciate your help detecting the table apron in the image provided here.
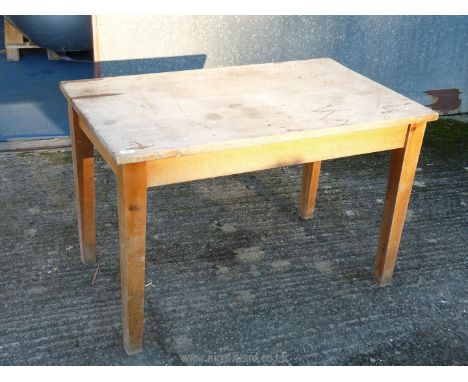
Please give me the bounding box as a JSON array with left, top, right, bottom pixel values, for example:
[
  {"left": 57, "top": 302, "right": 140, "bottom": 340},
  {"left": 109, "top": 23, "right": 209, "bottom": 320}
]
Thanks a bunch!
[
  {"left": 147, "top": 124, "right": 409, "bottom": 187},
  {"left": 78, "top": 118, "right": 118, "bottom": 173}
]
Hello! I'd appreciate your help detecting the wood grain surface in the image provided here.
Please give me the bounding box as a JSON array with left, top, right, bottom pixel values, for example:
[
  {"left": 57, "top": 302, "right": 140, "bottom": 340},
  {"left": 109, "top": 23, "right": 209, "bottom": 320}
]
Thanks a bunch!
[{"left": 61, "top": 58, "right": 437, "bottom": 165}]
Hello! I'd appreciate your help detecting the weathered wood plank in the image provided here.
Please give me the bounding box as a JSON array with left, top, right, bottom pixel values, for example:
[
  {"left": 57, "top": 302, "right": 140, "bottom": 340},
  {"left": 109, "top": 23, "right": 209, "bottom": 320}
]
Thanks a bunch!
[
  {"left": 60, "top": 59, "right": 438, "bottom": 165},
  {"left": 4, "top": 19, "right": 23, "bottom": 61}
]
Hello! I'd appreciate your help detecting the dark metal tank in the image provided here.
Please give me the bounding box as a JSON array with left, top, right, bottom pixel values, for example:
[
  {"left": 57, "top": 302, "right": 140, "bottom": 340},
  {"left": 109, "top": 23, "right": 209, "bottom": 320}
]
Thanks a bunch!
[{"left": 4, "top": 15, "right": 92, "bottom": 52}]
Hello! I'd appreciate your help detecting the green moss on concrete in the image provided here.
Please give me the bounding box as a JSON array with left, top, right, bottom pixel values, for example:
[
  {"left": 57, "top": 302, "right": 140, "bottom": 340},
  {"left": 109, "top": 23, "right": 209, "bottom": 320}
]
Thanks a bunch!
[
  {"left": 424, "top": 117, "right": 468, "bottom": 158},
  {"left": 38, "top": 150, "right": 72, "bottom": 165},
  {"left": 17, "top": 152, "right": 34, "bottom": 158}
]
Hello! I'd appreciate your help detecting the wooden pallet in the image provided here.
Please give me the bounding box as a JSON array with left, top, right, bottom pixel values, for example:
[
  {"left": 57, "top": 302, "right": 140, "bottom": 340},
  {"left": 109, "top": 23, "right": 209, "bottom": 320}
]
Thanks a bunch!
[{"left": 3, "top": 18, "right": 60, "bottom": 61}]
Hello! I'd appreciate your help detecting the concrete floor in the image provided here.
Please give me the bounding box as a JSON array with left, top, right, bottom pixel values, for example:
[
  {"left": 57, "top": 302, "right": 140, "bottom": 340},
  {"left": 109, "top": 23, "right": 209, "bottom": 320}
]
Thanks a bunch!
[{"left": 0, "top": 118, "right": 467, "bottom": 365}]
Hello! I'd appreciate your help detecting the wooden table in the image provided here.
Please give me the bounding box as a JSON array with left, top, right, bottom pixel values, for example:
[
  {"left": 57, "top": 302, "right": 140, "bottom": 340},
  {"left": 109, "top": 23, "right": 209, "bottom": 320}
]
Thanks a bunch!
[{"left": 61, "top": 58, "right": 438, "bottom": 355}]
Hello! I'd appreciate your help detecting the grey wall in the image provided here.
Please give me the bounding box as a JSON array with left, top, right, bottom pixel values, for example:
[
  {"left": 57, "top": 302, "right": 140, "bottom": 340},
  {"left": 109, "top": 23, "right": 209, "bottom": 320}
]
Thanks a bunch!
[{"left": 95, "top": 16, "right": 468, "bottom": 114}]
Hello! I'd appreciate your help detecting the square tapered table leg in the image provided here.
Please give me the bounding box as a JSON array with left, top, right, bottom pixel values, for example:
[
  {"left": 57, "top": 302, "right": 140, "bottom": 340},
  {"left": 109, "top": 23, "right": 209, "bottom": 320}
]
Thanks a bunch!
[
  {"left": 374, "top": 122, "right": 427, "bottom": 285},
  {"left": 69, "top": 105, "right": 96, "bottom": 264},
  {"left": 299, "top": 161, "right": 321, "bottom": 219},
  {"left": 116, "top": 162, "right": 148, "bottom": 355}
]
